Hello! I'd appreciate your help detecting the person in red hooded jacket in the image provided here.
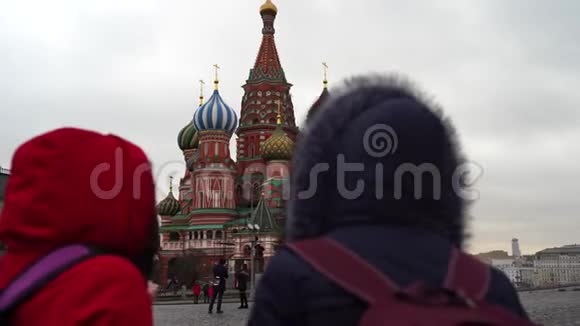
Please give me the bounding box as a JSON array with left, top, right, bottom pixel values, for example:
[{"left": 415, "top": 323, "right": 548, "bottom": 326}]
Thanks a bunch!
[
  {"left": 192, "top": 282, "right": 201, "bottom": 304},
  {"left": 0, "top": 128, "right": 159, "bottom": 325}
]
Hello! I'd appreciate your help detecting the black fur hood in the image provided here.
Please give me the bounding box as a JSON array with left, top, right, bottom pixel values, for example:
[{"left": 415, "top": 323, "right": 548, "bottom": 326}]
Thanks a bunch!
[{"left": 286, "top": 75, "right": 469, "bottom": 247}]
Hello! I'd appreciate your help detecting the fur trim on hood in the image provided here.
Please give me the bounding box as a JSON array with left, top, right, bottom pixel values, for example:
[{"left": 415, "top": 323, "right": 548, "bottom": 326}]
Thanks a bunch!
[{"left": 287, "top": 74, "right": 469, "bottom": 247}]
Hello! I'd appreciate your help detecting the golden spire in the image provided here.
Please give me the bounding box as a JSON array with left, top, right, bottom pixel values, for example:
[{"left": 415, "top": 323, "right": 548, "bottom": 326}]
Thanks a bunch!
[
  {"left": 198, "top": 79, "right": 205, "bottom": 106},
  {"left": 213, "top": 64, "right": 220, "bottom": 90},
  {"left": 260, "top": 0, "right": 278, "bottom": 14},
  {"left": 169, "top": 176, "right": 174, "bottom": 193},
  {"left": 276, "top": 100, "right": 282, "bottom": 125},
  {"left": 322, "top": 62, "right": 328, "bottom": 89}
]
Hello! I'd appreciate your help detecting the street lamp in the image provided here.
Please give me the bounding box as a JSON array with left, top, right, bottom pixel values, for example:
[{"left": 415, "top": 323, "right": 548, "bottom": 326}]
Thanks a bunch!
[{"left": 247, "top": 223, "right": 261, "bottom": 290}]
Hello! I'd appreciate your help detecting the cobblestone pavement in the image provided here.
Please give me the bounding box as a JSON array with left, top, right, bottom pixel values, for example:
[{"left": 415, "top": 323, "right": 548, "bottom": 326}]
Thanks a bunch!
[
  {"left": 154, "top": 303, "right": 248, "bottom": 326},
  {"left": 154, "top": 290, "right": 580, "bottom": 326},
  {"left": 520, "top": 290, "right": 580, "bottom": 326}
]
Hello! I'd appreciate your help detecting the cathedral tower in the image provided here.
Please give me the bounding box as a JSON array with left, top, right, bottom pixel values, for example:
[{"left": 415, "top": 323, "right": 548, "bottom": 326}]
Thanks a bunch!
[
  {"left": 191, "top": 67, "right": 238, "bottom": 225},
  {"left": 236, "top": 0, "right": 298, "bottom": 207}
]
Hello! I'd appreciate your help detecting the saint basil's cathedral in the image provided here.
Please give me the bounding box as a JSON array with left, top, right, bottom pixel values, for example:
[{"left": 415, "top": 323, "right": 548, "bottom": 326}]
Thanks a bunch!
[{"left": 155, "top": 0, "right": 329, "bottom": 287}]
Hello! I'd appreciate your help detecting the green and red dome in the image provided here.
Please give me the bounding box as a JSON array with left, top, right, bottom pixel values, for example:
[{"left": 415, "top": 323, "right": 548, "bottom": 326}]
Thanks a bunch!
[
  {"left": 177, "top": 122, "right": 199, "bottom": 151},
  {"left": 262, "top": 125, "right": 294, "bottom": 161},
  {"left": 157, "top": 191, "right": 180, "bottom": 216}
]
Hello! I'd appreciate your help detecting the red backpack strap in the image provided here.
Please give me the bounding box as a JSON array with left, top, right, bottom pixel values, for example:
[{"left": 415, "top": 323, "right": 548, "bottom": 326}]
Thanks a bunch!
[
  {"left": 287, "top": 237, "right": 398, "bottom": 304},
  {"left": 0, "top": 245, "right": 95, "bottom": 316},
  {"left": 444, "top": 247, "right": 490, "bottom": 301}
]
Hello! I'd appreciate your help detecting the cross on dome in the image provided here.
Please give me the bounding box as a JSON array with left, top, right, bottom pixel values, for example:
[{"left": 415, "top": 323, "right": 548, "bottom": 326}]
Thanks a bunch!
[
  {"left": 199, "top": 80, "right": 205, "bottom": 106},
  {"left": 213, "top": 64, "right": 220, "bottom": 90},
  {"left": 322, "top": 62, "right": 329, "bottom": 88}
]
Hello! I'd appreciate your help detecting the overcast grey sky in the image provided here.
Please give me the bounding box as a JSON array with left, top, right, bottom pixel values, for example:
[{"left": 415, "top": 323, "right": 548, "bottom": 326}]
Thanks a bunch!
[{"left": 1, "top": 0, "right": 579, "bottom": 254}]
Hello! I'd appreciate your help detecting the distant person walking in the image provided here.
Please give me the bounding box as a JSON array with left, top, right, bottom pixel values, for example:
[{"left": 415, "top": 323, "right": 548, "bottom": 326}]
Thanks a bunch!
[
  {"left": 207, "top": 284, "right": 214, "bottom": 304},
  {"left": 235, "top": 264, "right": 250, "bottom": 309},
  {"left": 202, "top": 282, "right": 210, "bottom": 303},
  {"left": 249, "top": 75, "right": 533, "bottom": 325},
  {"left": 0, "top": 128, "right": 158, "bottom": 326},
  {"left": 208, "top": 258, "right": 228, "bottom": 314}
]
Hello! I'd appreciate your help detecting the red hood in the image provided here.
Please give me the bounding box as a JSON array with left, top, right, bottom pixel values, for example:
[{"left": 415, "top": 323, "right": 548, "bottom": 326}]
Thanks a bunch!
[{"left": 0, "top": 128, "right": 156, "bottom": 261}]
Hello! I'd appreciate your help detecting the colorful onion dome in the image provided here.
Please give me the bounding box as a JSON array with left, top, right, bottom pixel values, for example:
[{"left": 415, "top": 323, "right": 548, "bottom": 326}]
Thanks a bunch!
[
  {"left": 260, "top": 0, "right": 278, "bottom": 15},
  {"left": 177, "top": 122, "right": 199, "bottom": 151},
  {"left": 192, "top": 89, "right": 238, "bottom": 134},
  {"left": 262, "top": 125, "right": 294, "bottom": 161},
  {"left": 157, "top": 190, "right": 180, "bottom": 216}
]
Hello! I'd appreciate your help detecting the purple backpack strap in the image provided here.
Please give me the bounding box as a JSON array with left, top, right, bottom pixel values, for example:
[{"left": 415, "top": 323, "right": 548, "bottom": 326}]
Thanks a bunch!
[
  {"left": 444, "top": 247, "right": 491, "bottom": 301},
  {"left": 287, "top": 237, "right": 398, "bottom": 305},
  {"left": 0, "top": 245, "right": 94, "bottom": 314}
]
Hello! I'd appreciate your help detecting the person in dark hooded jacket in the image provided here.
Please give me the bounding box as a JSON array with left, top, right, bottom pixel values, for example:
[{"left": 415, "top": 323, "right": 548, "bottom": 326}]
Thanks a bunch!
[
  {"left": 248, "top": 75, "right": 529, "bottom": 325},
  {"left": 0, "top": 128, "right": 158, "bottom": 326}
]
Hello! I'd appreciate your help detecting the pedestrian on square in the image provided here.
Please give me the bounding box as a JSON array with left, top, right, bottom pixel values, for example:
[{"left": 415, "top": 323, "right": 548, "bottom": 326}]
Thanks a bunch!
[
  {"left": 208, "top": 258, "right": 228, "bottom": 314},
  {"left": 235, "top": 264, "right": 250, "bottom": 309},
  {"left": 249, "top": 75, "right": 532, "bottom": 325},
  {"left": 202, "top": 282, "right": 210, "bottom": 303},
  {"left": 207, "top": 284, "right": 214, "bottom": 303},
  {"left": 192, "top": 282, "right": 201, "bottom": 304},
  {"left": 0, "top": 128, "right": 158, "bottom": 326}
]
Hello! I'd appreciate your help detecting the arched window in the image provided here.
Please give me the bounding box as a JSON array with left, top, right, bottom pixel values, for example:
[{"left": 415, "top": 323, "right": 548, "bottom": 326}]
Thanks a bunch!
[
  {"left": 188, "top": 232, "right": 192, "bottom": 240},
  {"left": 215, "top": 231, "right": 223, "bottom": 239},
  {"left": 207, "top": 230, "right": 213, "bottom": 239},
  {"left": 232, "top": 229, "right": 238, "bottom": 234},
  {"left": 194, "top": 231, "right": 199, "bottom": 240},
  {"left": 169, "top": 232, "right": 180, "bottom": 241}
]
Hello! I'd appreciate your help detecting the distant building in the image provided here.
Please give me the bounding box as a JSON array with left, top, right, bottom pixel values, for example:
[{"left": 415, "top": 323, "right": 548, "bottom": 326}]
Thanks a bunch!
[
  {"left": 491, "top": 256, "right": 535, "bottom": 288},
  {"left": 512, "top": 238, "right": 521, "bottom": 258},
  {"left": 533, "top": 245, "right": 580, "bottom": 287},
  {"left": 475, "top": 250, "right": 509, "bottom": 264},
  {"left": 484, "top": 239, "right": 530, "bottom": 289},
  {"left": 491, "top": 243, "right": 580, "bottom": 289}
]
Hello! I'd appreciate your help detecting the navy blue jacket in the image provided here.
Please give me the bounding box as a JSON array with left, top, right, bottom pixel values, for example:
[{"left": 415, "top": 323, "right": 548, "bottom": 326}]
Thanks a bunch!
[
  {"left": 212, "top": 264, "right": 228, "bottom": 290},
  {"left": 249, "top": 225, "right": 528, "bottom": 325},
  {"left": 249, "top": 76, "right": 529, "bottom": 325}
]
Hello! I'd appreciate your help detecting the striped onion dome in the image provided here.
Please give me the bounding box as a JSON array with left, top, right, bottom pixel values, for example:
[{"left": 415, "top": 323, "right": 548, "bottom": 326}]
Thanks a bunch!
[
  {"left": 177, "top": 122, "right": 199, "bottom": 151},
  {"left": 262, "top": 125, "right": 294, "bottom": 161},
  {"left": 192, "top": 89, "right": 238, "bottom": 134},
  {"left": 157, "top": 191, "right": 180, "bottom": 216}
]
